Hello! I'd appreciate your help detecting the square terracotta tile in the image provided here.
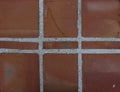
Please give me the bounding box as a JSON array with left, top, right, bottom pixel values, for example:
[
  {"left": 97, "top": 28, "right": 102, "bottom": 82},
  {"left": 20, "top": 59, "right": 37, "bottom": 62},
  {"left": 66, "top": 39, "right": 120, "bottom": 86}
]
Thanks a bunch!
[
  {"left": 44, "top": 0, "right": 78, "bottom": 37},
  {"left": 0, "top": 0, "right": 39, "bottom": 37},
  {"left": 44, "top": 54, "right": 78, "bottom": 92},
  {"left": 83, "top": 54, "right": 120, "bottom": 92},
  {"left": 0, "top": 54, "right": 40, "bottom": 92},
  {"left": 82, "top": 0, "right": 120, "bottom": 37},
  {"left": 82, "top": 42, "right": 120, "bottom": 49},
  {"left": 0, "top": 42, "right": 38, "bottom": 49},
  {"left": 43, "top": 42, "right": 78, "bottom": 49}
]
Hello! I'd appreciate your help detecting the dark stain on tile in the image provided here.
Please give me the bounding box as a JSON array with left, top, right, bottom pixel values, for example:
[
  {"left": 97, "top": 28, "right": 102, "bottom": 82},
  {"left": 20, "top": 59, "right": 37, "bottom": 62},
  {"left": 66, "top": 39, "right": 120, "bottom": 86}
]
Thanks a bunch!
[
  {"left": 44, "top": 0, "right": 78, "bottom": 37},
  {"left": 43, "top": 42, "right": 78, "bottom": 49}
]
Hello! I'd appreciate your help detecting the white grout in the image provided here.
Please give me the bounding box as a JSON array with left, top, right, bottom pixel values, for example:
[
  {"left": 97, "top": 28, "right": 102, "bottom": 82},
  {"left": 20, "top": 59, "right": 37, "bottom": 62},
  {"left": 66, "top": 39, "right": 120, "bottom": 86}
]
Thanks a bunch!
[
  {"left": 82, "top": 37, "right": 120, "bottom": 42},
  {"left": 43, "top": 49, "right": 120, "bottom": 54},
  {"left": 82, "top": 49, "right": 120, "bottom": 54},
  {"left": 39, "top": 0, "right": 44, "bottom": 91},
  {"left": 44, "top": 37, "right": 120, "bottom": 42},
  {"left": 0, "top": 49, "right": 120, "bottom": 54},
  {"left": 44, "top": 38, "right": 78, "bottom": 42},
  {"left": 78, "top": 0, "right": 82, "bottom": 92},
  {"left": 0, "top": 38, "right": 38, "bottom": 42},
  {"left": 43, "top": 49, "right": 78, "bottom": 54},
  {"left": 0, "top": 37, "right": 120, "bottom": 42},
  {"left": 0, "top": 49, "right": 38, "bottom": 53}
]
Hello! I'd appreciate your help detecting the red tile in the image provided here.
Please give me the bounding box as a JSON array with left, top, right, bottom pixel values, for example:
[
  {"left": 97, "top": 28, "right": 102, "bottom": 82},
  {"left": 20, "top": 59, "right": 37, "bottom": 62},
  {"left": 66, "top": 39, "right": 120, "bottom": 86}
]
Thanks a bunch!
[
  {"left": 44, "top": 54, "right": 78, "bottom": 92},
  {"left": 0, "top": 54, "right": 39, "bottom": 92},
  {"left": 83, "top": 54, "right": 120, "bottom": 92},
  {"left": 82, "top": 42, "right": 120, "bottom": 49},
  {"left": 43, "top": 42, "right": 78, "bottom": 49},
  {"left": 0, "top": 42, "right": 38, "bottom": 49},
  {"left": 82, "top": 0, "right": 120, "bottom": 37},
  {"left": 44, "top": 0, "right": 78, "bottom": 37},
  {"left": 0, "top": 0, "right": 39, "bottom": 37}
]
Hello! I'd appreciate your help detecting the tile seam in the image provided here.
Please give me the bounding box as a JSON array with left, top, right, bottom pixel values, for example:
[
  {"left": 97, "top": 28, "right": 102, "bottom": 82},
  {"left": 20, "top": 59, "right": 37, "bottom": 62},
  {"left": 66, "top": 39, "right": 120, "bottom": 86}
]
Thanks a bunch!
[
  {"left": 43, "top": 49, "right": 78, "bottom": 54},
  {"left": 82, "top": 49, "right": 120, "bottom": 54},
  {"left": 44, "top": 38, "right": 78, "bottom": 42},
  {"left": 0, "top": 49, "right": 38, "bottom": 53},
  {"left": 39, "top": 0, "right": 44, "bottom": 92},
  {"left": 78, "top": 0, "right": 82, "bottom": 92},
  {"left": 82, "top": 37, "right": 120, "bottom": 42},
  {"left": 0, "top": 37, "right": 120, "bottom": 42},
  {"left": 0, "top": 49, "right": 120, "bottom": 54}
]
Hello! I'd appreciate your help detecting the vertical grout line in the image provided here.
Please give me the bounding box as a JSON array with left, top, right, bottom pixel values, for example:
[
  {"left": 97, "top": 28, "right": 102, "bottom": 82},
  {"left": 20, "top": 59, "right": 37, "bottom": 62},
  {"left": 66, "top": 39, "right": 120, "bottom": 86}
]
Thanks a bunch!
[
  {"left": 39, "top": 0, "right": 44, "bottom": 92},
  {"left": 78, "top": 0, "right": 82, "bottom": 92}
]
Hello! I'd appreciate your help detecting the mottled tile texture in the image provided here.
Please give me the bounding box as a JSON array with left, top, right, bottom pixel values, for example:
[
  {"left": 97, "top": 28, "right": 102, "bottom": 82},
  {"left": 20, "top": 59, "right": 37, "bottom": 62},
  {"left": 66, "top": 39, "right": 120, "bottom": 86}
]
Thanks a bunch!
[
  {"left": 0, "top": 0, "right": 39, "bottom": 37},
  {"left": 0, "top": 0, "right": 120, "bottom": 92},
  {"left": 44, "top": 42, "right": 78, "bottom": 49},
  {"left": 82, "top": 0, "right": 120, "bottom": 37},
  {"left": 44, "top": 0, "right": 78, "bottom": 37},
  {"left": 0, "top": 42, "right": 38, "bottom": 49},
  {"left": 0, "top": 54, "right": 40, "bottom": 92},
  {"left": 83, "top": 54, "right": 120, "bottom": 92},
  {"left": 44, "top": 54, "right": 78, "bottom": 92}
]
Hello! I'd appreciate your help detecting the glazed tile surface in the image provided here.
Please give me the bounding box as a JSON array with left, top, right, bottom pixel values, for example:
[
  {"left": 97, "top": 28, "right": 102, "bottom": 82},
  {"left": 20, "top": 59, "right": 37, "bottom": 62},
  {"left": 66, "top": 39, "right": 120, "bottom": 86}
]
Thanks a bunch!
[
  {"left": 0, "top": 0, "right": 39, "bottom": 37},
  {"left": 44, "top": 0, "right": 78, "bottom": 37},
  {"left": 82, "top": 0, "right": 120, "bottom": 37},
  {"left": 0, "top": 0, "right": 120, "bottom": 92},
  {"left": 0, "top": 54, "right": 39, "bottom": 92},
  {"left": 44, "top": 54, "right": 78, "bottom": 92},
  {"left": 83, "top": 54, "right": 120, "bottom": 92}
]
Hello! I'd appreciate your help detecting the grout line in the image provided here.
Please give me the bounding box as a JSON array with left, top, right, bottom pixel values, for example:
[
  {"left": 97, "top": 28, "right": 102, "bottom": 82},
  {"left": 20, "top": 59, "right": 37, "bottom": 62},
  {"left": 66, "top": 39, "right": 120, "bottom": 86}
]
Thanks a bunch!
[
  {"left": 0, "top": 38, "right": 39, "bottom": 42},
  {"left": 43, "top": 49, "right": 120, "bottom": 54},
  {"left": 0, "top": 49, "right": 120, "bottom": 54},
  {"left": 0, "top": 37, "right": 120, "bottom": 42},
  {"left": 82, "top": 49, "right": 120, "bottom": 54},
  {"left": 44, "top": 49, "right": 120, "bottom": 54},
  {"left": 0, "top": 49, "right": 38, "bottom": 53},
  {"left": 44, "top": 37, "right": 120, "bottom": 42},
  {"left": 82, "top": 37, "right": 120, "bottom": 42},
  {"left": 43, "top": 49, "right": 78, "bottom": 54},
  {"left": 43, "top": 38, "right": 78, "bottom": 42},
  {"left": 39, "top": 0, "right": 44, "bottom": 91},
  {"left": 78, "top": 0, "right": 82, "bottom": 92}
]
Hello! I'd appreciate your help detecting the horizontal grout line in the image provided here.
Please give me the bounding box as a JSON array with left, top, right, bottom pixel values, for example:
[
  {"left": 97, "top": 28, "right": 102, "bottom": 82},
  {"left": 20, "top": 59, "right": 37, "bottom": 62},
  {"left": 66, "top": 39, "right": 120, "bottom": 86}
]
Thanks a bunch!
[
  {"left": 0, "top": 37, "right": 77, "bottom": 42},
  {"left": 43, "top": 37, "right": 120, "bottom": 42},
  {"left": 43, "top": 49, "right": 78, "bottom": 54},
  {"left": 82, "top": 37, "right": 120, "bottom": 42},
  {"left": 0, "top": 49, "right": 38, "bottom": 53},
  {"left": 0, "top": 49, "right": 120, "bottom": 54},
  {"left": 43, "top": 38, "right": 78, "bottom": 42},
  {"left": 0, "top": 37, "right": 120, "bottom": 42},
  {"left": 44, "top": 37, "right": 120, "bottom": 42},
  {"left": 82, "top": 49, "right": 120, "bottom": 54},
  {"left": 0, "top": 38, "right": 39, "bottom": 42},
  {"left": 43, "top": 49, "right": 120, "bottom": 54}
]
